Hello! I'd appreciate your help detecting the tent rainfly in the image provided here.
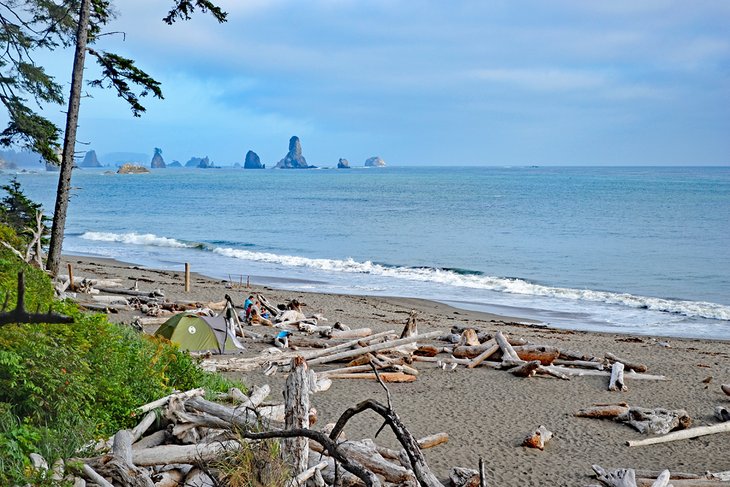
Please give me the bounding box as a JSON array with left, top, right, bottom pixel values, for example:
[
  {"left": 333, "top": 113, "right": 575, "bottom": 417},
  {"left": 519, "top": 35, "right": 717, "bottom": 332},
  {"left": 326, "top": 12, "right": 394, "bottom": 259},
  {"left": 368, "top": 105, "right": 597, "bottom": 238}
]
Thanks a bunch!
[{"left": 155, "top": 313, "right": 242, "bottom": 354}]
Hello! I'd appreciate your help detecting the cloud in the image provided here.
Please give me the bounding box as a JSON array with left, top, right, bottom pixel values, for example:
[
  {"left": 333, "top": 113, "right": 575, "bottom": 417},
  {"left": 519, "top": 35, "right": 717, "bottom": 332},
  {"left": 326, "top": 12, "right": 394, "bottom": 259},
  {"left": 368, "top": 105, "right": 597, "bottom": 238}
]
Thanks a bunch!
[{"left": 15, "top": 0, "right": 728, "bottom": 165}]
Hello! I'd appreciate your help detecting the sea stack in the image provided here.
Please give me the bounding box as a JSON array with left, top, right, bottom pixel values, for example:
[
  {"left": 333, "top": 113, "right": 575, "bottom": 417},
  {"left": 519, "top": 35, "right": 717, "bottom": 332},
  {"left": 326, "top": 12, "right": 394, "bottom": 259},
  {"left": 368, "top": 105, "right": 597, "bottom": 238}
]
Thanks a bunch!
[
  {"left": 364, "top": 156, "right": 386, "bottom": 167},
  {"left": 337, "top": 158, "right": 351, "bottom": 169},
  {"left": 274, "top": 136, "right": 312, "bottom": 168},
  {"left": 244, "top": 150, "right": 264, "bottom": 169},
  {"left": 185, "top": 156, "right": 212, "bottom": 168},
  {"left": 150, "top": 148, "right": 166, "bottom": 168},
  {"left": 80, "top": 150, "right": 102, "bottom": 167}
]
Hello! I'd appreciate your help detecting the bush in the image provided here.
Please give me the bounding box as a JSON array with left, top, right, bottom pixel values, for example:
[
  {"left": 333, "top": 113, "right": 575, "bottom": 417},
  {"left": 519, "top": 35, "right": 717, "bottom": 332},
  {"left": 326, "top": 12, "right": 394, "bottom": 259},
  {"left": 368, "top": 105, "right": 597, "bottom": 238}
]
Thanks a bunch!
[
  {"left": 0, "top": 222, "right": 55, "bottom": 311},
  {"left": 0, "top": 225, "right": 243, "bottom": 484}
]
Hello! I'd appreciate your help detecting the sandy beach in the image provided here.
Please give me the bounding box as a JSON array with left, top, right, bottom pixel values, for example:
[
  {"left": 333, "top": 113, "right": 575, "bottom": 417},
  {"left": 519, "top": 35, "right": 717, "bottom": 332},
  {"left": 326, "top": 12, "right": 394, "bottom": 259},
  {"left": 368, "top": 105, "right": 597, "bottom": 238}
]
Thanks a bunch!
[{"left": 62, "top": 255, "right": 730, "bottom": 487}]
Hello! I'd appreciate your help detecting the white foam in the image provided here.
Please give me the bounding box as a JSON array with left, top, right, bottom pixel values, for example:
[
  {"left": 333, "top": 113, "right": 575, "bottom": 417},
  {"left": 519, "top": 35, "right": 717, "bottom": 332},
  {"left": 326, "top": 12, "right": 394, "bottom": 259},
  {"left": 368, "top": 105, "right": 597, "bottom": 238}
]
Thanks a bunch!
[
  {"left": 80, "top": 231, "right": 193, "bottom": 248},
  {"left": 213, "top": 247, "right": 730, "bottom": 321},
  {"left": 77, "top": 231, "right": 730, "bottom": 321}
]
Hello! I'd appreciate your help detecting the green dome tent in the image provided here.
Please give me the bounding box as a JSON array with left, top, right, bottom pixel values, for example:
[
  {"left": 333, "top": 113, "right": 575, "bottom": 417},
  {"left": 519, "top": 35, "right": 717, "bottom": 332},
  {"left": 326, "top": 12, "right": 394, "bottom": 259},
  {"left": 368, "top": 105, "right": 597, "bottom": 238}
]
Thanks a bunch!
[{"left": 155, "top": 313, "right": 242, "bottom": 354}]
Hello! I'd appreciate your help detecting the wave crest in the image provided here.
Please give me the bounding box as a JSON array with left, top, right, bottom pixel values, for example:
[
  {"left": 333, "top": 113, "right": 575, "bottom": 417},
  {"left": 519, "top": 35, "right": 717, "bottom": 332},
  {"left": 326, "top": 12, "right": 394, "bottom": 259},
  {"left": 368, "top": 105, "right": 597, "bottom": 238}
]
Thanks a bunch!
[
  {"left": 78, "top": 231, "right": 730, "bottom": 321},
  {"left": 80, "top": 231, "right": 194, "bottom": 248}
]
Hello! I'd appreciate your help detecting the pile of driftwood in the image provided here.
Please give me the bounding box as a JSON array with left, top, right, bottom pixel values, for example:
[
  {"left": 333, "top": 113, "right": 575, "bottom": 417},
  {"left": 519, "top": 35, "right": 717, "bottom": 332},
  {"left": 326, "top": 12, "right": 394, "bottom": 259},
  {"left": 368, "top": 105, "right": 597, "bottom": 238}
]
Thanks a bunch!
[
  {"left": 28, "top": 357, "right": 475, "bottom": 487},
  {"left": 203, "top": 307, "right": 669, "bottom": 395},
  {"left": 56, "top": 274, "right": 224, "bottom": 317}
]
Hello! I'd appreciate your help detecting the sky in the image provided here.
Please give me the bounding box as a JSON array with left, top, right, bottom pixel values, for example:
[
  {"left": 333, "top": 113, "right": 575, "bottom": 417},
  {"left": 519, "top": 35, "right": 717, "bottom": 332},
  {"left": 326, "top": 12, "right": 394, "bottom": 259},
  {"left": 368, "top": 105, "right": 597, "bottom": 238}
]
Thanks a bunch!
[{"left": 18, "top": 0, "right": 730, "bottom": 165}]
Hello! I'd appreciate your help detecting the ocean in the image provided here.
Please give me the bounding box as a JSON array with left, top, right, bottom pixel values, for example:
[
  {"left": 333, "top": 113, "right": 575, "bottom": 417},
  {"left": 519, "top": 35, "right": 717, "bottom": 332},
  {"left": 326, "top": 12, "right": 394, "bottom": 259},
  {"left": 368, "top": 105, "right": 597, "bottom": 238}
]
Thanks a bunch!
[{"left": 3, "top": 165, "right": 729, "bottom": 339}]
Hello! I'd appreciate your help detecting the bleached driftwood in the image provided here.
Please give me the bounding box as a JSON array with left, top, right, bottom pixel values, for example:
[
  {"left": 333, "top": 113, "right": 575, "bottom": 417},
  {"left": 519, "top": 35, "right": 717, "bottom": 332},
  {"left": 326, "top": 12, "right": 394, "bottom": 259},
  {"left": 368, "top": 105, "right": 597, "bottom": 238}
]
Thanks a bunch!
[
  {"left": 412, "top": 356, "right": 472, "bottom": 366},
  {"left": 132, "top": 430, "right": 167, "bottom": 450},
  {"left": 606, "top": 352, "right": 647, "bottom": 373},
  {"left": 628, "top": 421, "right": 730, "bottom": 447},
  {"left": 592, "top": 465, "right": 640, "bottom": 487},
  {"left": 449, "top": 467, "right": 480, "bottom": 487},
  {"left": 494, "top": 331, "right": 521, "bottom": 362},
  {"left": 577, "top": 404, "right": 690, "bottom": 435},
  {"left": 617, "top": 407, "right": 691, "bottom": 435},
  {"left": 339, "top": 439, "right": 416, "bottom": 484},
  {"left": 137, "top": 388, "right": 205, "bottom": 414},
  {"left": 131, "top": 440, "right": 240, "bottom": 466},
  {"left": 553, "top": 359, "right": 604, "bottom": 370},
  {"left": 82, "top": 464, "right": 114, "bottom": 487},
  {"left": 453, "top": 342, "right": 500, "bottom": 359},
  {"left": 206, "top": 329, "right": 398, "bottom": 371},
  {"left": 547, "top": 365, "right": 666, "bottom": 381},
  {"left": 307, "top": 330, "right": 443, "bottom": 366},
  {"left": 466, "top": 339, "right": 499, "bottom": 368},
  {"left": 326, "top": 372, "right": 417, "bottom": 383},
  {"left": 609, "top": 362, "right": 627, "bottom": 392},
  {"left": 101, "top": 430, "right": 154, "bottom": 486},
  {"left": 284, "top": 356, "right": 312, "bottom": 476},
  {"left": 286, "top": 460, "right": 328, "bottom": 487},
  {"left": 522, "top": 425, "right": 553, "bottom": 450},
  {"left": 324, "top": 328, "right": 373, "bottom": 339},
  {"left": 90, "top": 295, "right": 130, "bottom": 305}
]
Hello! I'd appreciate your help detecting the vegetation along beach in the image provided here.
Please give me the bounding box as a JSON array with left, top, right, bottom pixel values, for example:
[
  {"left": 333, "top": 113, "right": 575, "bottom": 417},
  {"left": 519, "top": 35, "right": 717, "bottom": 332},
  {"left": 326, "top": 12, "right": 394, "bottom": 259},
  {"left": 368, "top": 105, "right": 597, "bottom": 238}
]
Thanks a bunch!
[{"left": 1, "top": 1, "right": 729, "bottom": 486}]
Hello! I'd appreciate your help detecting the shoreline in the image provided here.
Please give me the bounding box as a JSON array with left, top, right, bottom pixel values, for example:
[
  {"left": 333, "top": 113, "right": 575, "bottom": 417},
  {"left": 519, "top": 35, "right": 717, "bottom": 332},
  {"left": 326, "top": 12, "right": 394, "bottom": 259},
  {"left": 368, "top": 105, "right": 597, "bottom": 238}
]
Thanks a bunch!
[{"left": 60, "top": 254, "right": 730, "bottom": 486}]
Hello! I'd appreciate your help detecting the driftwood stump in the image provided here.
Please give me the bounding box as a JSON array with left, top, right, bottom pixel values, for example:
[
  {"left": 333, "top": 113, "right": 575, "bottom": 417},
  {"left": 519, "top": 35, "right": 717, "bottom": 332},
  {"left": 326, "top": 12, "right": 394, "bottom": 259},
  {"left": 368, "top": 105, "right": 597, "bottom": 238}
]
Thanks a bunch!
[
  {"left": 609, "top": 362, "right": 627, "bottom": 391},
  {"left": 284, "top": 356, "right": 312, "bottom": 476}
]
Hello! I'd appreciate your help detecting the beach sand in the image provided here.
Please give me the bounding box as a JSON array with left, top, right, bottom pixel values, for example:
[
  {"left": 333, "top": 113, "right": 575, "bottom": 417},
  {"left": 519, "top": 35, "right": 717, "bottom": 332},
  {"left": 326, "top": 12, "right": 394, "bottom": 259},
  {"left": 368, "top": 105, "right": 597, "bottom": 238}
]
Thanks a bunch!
[{"left": 62, "top": 255, "right": 730, "bottom": 486}]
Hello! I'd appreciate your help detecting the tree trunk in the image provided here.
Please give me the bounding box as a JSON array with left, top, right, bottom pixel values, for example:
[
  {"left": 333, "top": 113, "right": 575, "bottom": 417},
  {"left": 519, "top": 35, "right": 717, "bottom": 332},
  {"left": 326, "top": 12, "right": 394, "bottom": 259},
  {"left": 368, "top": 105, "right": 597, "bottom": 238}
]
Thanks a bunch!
[{"left": 46, "top": 0, "right": 91, "bottom": 276}]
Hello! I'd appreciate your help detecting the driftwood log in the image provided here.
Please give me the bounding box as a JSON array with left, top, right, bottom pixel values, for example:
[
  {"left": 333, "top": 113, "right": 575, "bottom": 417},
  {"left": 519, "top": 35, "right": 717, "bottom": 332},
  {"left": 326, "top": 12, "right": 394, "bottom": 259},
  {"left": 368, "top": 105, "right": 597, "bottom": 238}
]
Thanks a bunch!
[
  {"left": 609, "top": 362, "right": 627, "bottom": 391},
  {"left": 628, "top": 421, "right": 730, "bottom": 447},
  {"left": 577, "top": 404, "right": 690, "bottom": 435},
  {"left": 606, "top": 352, "right": 647, "bottom": 373},
  {"left": 513, "top": 345, "right": 560, "bottom": 365}
]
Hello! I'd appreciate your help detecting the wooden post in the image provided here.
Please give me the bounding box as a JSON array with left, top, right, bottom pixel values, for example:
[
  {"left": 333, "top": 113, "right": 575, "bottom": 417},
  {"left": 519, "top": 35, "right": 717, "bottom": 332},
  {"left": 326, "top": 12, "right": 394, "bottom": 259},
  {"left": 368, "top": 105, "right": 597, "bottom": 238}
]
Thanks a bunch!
[
  {"left": 67, "top": 263, "right": 75, "bottom": 291},
  {"left": 284, "top": 356, "right": 311, "bottom": 476},
  {"left": 478, "top": 457, "right": 487, "bottom": 487},
  {"left": 184, "top": 263, "right": 190, "bottom": 293}
]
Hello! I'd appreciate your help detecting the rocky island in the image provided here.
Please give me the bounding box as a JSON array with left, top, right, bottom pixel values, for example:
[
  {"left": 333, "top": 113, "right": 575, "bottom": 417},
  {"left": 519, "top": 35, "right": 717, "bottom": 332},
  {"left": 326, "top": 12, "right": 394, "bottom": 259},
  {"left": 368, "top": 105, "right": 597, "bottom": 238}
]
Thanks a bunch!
[
  {"left": 337, "top": 158, "right": 350, "bottom": 169},
  {"left": 80, "top": 150, "right": 102, "bottom": 168},
  {"left": 244, "top": 150, "right": 264, "bottom": 169},
  {"left": 117, "top": 164, "right": 150, "bottom": 174},
  {"left": 274, "top": 136, "right": 315, "bottom": 169},
  {"left": 150, "top": 148, "right": 166, "bottom": 168},
  {"left": 185, "top": 156, "right": 213, "bottom": 168},
  {"left": 365, "top": 156, "right": 386, "bottom": 167}
]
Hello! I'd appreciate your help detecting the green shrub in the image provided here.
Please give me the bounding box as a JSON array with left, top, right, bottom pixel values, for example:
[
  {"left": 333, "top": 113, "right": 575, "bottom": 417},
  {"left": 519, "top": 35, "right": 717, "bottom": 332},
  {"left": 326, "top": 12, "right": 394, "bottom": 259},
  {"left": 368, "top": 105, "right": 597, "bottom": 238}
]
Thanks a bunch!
[
  {"left": 0, "top": 226, "right": 244, "bottom": 484},
  {"left": 0, "top": 223, "right": 55, "bottom": 312}
]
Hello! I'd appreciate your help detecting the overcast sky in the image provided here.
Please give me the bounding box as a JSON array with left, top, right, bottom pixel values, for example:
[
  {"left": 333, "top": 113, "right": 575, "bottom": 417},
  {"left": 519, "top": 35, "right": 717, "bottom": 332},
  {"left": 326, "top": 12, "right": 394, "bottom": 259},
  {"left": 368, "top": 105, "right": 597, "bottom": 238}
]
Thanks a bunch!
[{"left": 30, "top": 0, "right": 730, "bottom": 166}]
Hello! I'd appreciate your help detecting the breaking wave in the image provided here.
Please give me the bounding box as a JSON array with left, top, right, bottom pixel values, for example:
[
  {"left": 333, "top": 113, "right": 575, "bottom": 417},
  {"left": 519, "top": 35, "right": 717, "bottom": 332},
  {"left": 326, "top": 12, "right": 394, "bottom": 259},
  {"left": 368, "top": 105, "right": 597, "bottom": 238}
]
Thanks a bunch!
[{"left": 79, "top": 231, "right": 730, "bottom": 321}]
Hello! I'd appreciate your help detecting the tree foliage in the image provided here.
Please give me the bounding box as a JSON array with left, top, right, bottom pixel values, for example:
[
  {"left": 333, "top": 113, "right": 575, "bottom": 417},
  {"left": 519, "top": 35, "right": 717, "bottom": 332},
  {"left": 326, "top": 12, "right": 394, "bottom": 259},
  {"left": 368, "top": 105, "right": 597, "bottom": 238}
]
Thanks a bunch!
[
  {"left": 0, "top": 177, "right": 48, "bottom": 245},
  {"left": 0, "top": 0, "right": 227, "bottom": 163}
]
